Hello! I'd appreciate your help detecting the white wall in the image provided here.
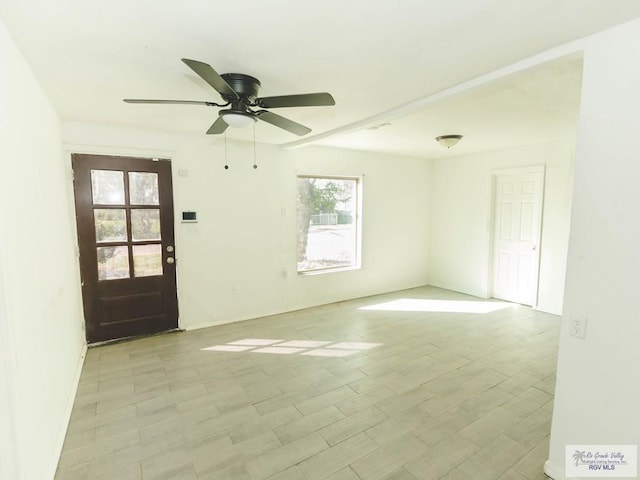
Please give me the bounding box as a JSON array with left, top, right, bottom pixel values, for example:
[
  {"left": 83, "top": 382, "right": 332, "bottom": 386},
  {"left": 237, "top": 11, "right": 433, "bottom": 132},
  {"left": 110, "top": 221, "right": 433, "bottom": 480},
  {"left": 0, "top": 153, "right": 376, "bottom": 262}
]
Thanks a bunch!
[
  {"left": 0, "top": 297, "right": 19, "bottom": 480},
  {"left": 546, "top": 18, "right": 640, "bottom": 479},
  {"left": 428, "top": 140, "right": 574, "bottom": 314},
  {"left": 63, "top": 122, "right": 431, "bottom": 330},
  {"left": 0, "top": 18, "right": 86, "bottom": 480}
]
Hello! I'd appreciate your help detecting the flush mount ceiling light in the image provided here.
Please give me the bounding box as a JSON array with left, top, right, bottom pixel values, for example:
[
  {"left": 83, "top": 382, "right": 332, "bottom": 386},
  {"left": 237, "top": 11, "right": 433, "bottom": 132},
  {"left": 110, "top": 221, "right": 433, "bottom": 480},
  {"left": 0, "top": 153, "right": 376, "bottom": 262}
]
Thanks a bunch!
[
  {"left": 436, "top": 134, "right": 463, "bottom": 148},
  {"left": 221, "top": 111, "right": 256, "bottom": 128}
]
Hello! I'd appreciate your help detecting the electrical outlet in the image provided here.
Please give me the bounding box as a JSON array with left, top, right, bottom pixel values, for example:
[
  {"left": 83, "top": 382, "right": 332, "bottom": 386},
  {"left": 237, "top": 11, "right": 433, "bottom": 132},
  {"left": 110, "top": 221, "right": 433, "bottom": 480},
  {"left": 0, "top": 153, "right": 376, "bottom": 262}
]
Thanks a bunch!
[{"left": 570, "top": 317, "right": 587, "bottom": 339}]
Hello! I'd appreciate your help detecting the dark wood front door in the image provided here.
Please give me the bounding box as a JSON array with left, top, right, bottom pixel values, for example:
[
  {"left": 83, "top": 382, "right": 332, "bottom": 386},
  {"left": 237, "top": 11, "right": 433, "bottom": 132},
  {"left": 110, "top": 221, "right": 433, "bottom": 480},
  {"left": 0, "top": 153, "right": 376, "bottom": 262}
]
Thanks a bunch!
[{"left": 72, "top": 154, "right": 178, "bottom": 343}]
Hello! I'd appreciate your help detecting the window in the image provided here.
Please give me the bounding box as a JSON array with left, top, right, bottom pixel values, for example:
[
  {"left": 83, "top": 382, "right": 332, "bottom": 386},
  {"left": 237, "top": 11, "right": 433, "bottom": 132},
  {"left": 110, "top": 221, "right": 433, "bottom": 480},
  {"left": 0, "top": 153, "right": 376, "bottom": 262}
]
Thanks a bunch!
[{"left": 296, "top": 176, "right": 361, "bottom": 273}]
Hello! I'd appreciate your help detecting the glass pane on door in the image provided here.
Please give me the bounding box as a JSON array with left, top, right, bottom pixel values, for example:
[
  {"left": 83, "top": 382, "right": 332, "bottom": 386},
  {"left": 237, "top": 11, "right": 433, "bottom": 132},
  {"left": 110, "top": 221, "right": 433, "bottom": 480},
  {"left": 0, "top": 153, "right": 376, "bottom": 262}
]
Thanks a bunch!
[
  {"left": 91, "top": 170, "right": 125, "bottom": 205},
  {"left": 94, "top": 209, "right": 127, "bottom": 242},
  {"left": 129, "top": 172, "right": 159, "bottom": 205},
  {"left": 97, "top": 246, "right": 130, "bottom": 280},
  {"left": 131, "top": 209, "right": 161, "bottom": 241},
  {"left": 133, "top": 244, "right": 163, "bottom": 277}
]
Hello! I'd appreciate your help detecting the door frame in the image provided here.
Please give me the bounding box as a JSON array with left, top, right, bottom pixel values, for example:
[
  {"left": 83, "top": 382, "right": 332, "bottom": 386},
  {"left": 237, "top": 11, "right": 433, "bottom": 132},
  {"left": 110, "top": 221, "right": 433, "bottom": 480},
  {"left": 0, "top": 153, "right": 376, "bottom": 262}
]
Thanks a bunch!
[
  {"left": 487, "top": 165, "right": 545, "bottom": 307},
  {"left": 66, "top": 146, "right": 182, "bottom": 336}
]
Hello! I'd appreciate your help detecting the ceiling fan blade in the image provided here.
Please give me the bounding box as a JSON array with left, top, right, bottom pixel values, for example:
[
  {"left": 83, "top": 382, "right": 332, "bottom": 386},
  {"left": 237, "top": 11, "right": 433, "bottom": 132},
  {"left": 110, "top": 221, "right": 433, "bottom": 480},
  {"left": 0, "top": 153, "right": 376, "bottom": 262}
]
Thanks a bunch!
[
  {"left": 123, "top": 99, "right": 213, "bottom": 105},
  {"left": 256, "top": 111, "right": 311, "bottom": 136},
  {"left": 206, "top": 116, "right": 229, "bottom": 135},
  {"left": 256, "top": 92, "right": 335, "bottom": 108},
  {"left": 181, "top": 58, "right": 239, "bottom": 99}
]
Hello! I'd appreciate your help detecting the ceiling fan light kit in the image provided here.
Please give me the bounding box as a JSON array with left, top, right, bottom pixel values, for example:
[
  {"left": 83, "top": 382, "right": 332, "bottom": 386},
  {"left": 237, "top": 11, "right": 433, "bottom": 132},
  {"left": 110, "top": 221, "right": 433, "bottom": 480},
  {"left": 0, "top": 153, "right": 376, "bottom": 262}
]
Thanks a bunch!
[
  {"left": 222, "top": 111, "right": 256, "bottom": 128},
  {"left": 124, "top": 58, "right": 335, "bottom": 136},
  {"left": 436, "top": 134, "right": 463, "bottom": 148}
]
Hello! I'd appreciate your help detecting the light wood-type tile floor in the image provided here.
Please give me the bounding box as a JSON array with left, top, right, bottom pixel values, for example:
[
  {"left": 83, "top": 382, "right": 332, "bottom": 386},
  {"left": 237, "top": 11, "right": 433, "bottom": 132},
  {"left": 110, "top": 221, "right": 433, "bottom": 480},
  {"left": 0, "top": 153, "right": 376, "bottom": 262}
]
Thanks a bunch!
[{"left": 55, "top": 286, "right": 559, "bottom": 480}]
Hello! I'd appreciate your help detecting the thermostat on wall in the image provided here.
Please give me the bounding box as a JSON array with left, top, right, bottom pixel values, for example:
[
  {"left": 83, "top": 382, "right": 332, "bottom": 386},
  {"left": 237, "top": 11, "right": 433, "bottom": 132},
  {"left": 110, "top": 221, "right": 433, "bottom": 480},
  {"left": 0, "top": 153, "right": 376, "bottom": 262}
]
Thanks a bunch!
[{"left": 182, "top": 211, "right": 197, "bottom": 223}]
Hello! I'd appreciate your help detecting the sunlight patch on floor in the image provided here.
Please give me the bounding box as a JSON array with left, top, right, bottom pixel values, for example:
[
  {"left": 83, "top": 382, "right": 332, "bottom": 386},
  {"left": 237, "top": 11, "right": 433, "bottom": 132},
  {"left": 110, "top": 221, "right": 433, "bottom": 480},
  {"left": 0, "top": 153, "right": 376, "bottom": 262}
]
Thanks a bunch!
[
  {"left": 359, "top": 298, "right": 513, "bottom": 314},
  {"left": 252, "top": 346, "right": 306, "bottom": 355},
  {"left": 201, "top": 339, "right": 383, "bottom": 356},
  {"left": 227, "top": 338, "right": 283, "bottom": 346},
  {"left": 201, "top": 345, "right": 254, "bottom": 352},
  {"left": 277, "top": 340, "right": 332, "bottom": 348}
]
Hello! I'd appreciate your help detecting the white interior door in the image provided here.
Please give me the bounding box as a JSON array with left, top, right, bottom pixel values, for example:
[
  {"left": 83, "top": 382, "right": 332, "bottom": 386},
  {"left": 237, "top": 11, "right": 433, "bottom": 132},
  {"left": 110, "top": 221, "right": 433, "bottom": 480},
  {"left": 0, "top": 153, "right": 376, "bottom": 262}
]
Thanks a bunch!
[{"left": 492, "top": 167, "right": 544, "bottom": 306}]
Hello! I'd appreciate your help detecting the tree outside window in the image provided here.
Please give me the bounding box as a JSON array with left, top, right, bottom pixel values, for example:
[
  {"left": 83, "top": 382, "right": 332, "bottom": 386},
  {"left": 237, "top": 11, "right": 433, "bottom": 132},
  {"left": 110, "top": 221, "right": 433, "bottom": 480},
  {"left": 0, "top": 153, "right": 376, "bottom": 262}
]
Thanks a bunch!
[{"left": 296, "top": 176, "right": 360, "bottom": 273}]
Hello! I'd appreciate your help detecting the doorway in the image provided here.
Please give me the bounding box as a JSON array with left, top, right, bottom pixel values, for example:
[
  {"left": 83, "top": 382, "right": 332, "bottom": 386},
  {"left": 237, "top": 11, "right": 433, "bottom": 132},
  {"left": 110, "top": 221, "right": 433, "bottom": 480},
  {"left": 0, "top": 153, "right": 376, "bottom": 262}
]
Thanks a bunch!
[
  {"left": 491, "top": 166, "right": 544, "bottom": 306},
  {"left": 72, "top": 154, "right": 178, "bottom": 343}
]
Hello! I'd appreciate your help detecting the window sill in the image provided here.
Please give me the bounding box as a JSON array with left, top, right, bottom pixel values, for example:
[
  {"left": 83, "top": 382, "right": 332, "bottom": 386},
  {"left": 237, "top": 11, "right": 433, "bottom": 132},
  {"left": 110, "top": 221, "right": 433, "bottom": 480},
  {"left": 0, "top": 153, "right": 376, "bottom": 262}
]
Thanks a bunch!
[{"left": 297, "top": 265, "right": 361, "bottom": 276}]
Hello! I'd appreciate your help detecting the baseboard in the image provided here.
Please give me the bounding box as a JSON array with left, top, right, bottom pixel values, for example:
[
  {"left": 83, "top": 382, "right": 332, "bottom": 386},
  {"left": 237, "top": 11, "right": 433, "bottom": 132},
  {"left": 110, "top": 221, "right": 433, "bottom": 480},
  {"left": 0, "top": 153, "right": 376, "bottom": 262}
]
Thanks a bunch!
[
  {"left": 183, "top": 284, "right": 435, "bottom": 332},
  {"left": 48, "top": 342, "right": 87, "bottom": 480},
  {"left": 544, "top": 459, "right": 565, "bottom": 480},
  {"left": 185, "top": 315, "right": 252, "bottom": 331},
  {"left": 88, "top": 328, "right": 182, "bottom": 347}
]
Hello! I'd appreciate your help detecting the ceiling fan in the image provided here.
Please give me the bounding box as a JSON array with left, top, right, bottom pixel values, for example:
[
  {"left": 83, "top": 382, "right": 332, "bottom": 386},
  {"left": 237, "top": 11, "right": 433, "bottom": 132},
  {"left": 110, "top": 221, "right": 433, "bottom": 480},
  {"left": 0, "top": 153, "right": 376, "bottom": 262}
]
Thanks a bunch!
[{"left": 124, "top": 58, "right": 335, "bottom": 136}]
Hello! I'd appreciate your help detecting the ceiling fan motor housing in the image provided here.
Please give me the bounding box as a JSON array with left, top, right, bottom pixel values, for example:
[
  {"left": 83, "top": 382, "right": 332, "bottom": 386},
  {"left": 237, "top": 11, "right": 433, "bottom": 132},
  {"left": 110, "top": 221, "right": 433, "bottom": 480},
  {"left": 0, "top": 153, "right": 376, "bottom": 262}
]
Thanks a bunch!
[{"left": 220, "top": 73, "right": 261, "bottom": 102}]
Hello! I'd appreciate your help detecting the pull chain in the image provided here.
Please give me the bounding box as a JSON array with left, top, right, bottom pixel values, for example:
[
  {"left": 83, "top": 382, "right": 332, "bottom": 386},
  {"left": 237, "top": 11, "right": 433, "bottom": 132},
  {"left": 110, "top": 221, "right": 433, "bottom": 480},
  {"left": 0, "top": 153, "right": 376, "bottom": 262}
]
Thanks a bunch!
[
  {"left": 224, "top": 132, "right": 229, "bottom": 170},
  {"left": 252, "top": 122, "right": 258, "bottom": 169}
]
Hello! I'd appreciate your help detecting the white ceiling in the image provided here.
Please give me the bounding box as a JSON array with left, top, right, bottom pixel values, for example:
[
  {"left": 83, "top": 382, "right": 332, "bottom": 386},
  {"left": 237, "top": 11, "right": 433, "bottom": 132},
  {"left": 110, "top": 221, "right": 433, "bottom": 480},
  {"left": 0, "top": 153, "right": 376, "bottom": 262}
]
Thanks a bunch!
[{"left": 2, "top": 0, "right": 640, "bottom": 158}]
